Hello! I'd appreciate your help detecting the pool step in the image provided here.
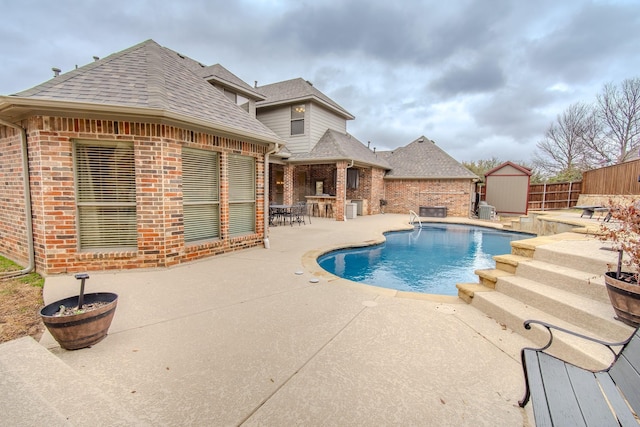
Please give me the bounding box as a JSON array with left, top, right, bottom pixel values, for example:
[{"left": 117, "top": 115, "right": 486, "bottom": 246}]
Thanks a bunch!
[{"left": 458, "top": 231, "right": 632, "bottom": 361}]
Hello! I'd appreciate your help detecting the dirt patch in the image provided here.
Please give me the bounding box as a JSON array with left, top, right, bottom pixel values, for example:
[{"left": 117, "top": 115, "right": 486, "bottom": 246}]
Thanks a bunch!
[{"left": 0, "top": 275, "right": 45, "bottom": 343}]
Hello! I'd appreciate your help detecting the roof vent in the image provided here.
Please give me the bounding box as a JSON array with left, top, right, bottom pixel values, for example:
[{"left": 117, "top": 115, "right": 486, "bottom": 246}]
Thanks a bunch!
[
  {"left": 52, "top": 67, "right": 61, "bottom": 77},
  {"left": 306, "top": 80, "right": 313, "bottom": 86},
  {"left": 93, "top": 56, "right": 100, "bottom": 62},
  {"left": 418, "top": 138, "right": 424, "bottom": 143}
]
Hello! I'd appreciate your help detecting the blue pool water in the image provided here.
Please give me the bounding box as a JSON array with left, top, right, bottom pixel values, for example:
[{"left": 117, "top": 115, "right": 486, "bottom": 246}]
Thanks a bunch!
[{"left": 318, "top": 223, "right": 533, "bottom": 296}]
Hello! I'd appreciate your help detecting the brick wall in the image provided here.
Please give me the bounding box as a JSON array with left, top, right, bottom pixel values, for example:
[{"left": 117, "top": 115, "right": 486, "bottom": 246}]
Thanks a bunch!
[
  {"left": 0, "top": 115, "right": 267, "bottom": 274},
  {"left": 0, "top": 126, "right": 30, "bottom": 266},
  {"left": 383, "top": 178, "right": 474, "bottom": 217}
]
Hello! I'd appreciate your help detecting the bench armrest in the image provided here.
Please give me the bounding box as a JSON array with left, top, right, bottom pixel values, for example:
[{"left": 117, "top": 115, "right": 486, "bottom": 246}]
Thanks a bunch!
[
  {"left": 518, "top": 320, "right": 633, "bottom": 408},
  {"left": 523, "top": 319, "right": 630, "bottom": 356}
]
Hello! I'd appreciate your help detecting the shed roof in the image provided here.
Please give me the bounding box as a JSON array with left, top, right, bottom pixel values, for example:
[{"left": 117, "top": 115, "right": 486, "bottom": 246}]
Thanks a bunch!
[
  {"left": 380, "top": 136, "right": 478, "bottom": 179},
  {"left": 256, "top": 78, "right": 354, "bottom": 120},
  {"left": 485, "top": 161, "right": 532, "bottom": 177},
  {"left": 290, "top": 129, "right": 390, "bottom": 169},
  {"left": 2, "top": 39, "right": 282, "bottom": 145}
]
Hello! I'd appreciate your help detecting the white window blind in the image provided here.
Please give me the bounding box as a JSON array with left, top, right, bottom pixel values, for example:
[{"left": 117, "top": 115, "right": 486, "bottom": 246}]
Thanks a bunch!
[
  {"left": 183, "top": 148, "right": 220, "bottom": 242},
  {"left": 228, "top": 154, "right": 255, "bottom": 235},
  {"left": 75, "top": 141, "right": 136, "bottom": 249}
]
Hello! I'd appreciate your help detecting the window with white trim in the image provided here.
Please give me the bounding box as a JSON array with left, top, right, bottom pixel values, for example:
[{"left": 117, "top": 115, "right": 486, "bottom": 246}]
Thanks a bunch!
[
  {"left": 182, "top": 148, "right": 220, "bottom": 242},
  {"left": 291, "top": 104, "right": 305, "bottom": 135},
  {"left": 228, "top": 154, "right": 256, "bottom": 235},
  {"left": 75, "top": 140, "right": 136, "bottom": 250}
]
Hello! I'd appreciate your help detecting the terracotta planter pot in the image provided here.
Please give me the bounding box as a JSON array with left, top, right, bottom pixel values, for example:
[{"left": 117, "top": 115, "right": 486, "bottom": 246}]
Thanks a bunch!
[
  {"left": 40, "top": 292, "right": 118, "bottom": 350},
  {"left": 605, "top": 272, "right": 640, "bottom": 327}
]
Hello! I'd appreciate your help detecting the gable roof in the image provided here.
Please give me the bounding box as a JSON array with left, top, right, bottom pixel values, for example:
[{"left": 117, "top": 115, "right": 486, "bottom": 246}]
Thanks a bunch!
[
  {"left": 197, "top": 64, "right": 266, "bottom": 101},
  {"left": 289, "top": 129, "right": 390, "bottom": 169},
  {"left": 1, "top": 40, "right": 282, "bottom": 145},
  {"left": 380, "top": 136, "right": 478, "bottom": 179},
  {"left": 256, "top": 78, "right": 354, "bottom": 120},
  {"left": 484, "top": 161, "right": 532, "bottom": 177}
]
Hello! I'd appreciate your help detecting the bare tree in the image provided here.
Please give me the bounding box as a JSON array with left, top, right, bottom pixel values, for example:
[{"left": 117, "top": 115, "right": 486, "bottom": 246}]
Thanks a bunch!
[
  {"left": 533, "top": 102, "right": 595, "bottom": 177},
  {"left": 595, "top": 77, "right": 640, "bottom": 163},
  {"left": 462, "top": 157, "right": 502, "bottom": 182}
]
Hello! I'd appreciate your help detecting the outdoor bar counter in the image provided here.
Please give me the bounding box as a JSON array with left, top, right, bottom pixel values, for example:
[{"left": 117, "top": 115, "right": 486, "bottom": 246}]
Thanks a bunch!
[{"left": 305, "top": 195, "right": 336, "bottom": 218}]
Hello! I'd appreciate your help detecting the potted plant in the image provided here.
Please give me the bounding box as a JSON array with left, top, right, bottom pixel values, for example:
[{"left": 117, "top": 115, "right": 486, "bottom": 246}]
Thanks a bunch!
[
  {"left": 599, "top": 199, "right": 640, "bottom": 327},
  {"left": 40, "top": 273, "right": 118, "bottom": 350}
]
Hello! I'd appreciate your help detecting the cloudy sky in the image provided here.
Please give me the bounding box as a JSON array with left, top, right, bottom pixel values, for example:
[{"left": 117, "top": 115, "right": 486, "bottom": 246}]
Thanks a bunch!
[{"left": 1, "top": 0, "right": 639, "bottom": 163}]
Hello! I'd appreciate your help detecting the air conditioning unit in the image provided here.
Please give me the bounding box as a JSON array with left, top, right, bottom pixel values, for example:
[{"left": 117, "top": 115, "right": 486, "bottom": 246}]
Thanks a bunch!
[{"left": 346, "top": 203, "right": 357, "bottom": 219}]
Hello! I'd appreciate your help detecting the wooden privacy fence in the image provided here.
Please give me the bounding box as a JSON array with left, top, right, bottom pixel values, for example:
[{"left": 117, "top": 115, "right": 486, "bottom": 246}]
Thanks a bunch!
[
  {"left": 527, "top": 181, "right": 581, "bottom": 210},
  {"left": 582, "top": 159, "right": 640, "bottom": 195}
]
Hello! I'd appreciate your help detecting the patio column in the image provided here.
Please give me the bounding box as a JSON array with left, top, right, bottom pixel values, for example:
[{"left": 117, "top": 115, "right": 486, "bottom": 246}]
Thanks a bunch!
[
  {"left": 283, "top": 163, "right": 295, "bottom": 206},
  {"left": 335, "top": 160, "right": 347, "bottom": 221}
]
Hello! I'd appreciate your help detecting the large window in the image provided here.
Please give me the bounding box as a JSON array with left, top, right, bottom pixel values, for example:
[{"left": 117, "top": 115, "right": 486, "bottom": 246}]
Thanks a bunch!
[
  {"left": 75, "top": 141, "right": 136, "bottom": 250},
  {"left": 291, "top": 104, "right": 305, "bottom": 135},
  {"left": 228, "top": 154, "right": 256, "bottom": 235},
  {"left": 182, "top": 148, "right": 220, "bottom": 242}
]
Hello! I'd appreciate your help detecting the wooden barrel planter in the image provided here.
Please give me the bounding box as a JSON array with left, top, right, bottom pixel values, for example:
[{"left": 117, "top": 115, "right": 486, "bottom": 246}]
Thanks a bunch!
[
  {"left": 605, "top": 272, "right": 640, "bottom": 327},
  {"left": 40, "top": 292, "right": 118, "bottom": 350}
]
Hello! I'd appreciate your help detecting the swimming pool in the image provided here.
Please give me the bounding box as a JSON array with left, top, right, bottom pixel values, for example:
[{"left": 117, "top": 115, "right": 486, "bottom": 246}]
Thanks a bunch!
[{"left": 317, "top": 223, "right": 533, "bottom": 296}]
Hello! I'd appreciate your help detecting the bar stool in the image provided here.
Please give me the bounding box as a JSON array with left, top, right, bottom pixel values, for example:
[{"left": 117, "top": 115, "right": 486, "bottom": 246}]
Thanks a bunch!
[
  {"left": 324, "top": 202, "right": 333, "bottom": 218},
  {"left": 310, "top": 202, "right": 320, "bottom": 217}
]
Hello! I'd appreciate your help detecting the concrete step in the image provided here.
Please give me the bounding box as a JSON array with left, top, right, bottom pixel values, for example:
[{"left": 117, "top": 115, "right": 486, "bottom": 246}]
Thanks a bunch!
[
  {"left": 469, "top": 290, "right": 634, "bottom": 371},
  {"left": 495, "top": 275, "right": 629, "bottom": 339},
  {"left": 511, "top": 258, "right": 609, "bottom": 304},
  {"left": 0, "top": 336, "right": 143, "bottom": 426},
  {"left": 531, "top": 238, "right": 621, "bottom": 276}
]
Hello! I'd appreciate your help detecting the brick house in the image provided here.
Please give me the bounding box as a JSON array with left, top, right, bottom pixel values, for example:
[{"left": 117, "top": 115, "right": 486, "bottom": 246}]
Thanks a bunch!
[
  {"left": 0, "top": 40, "right": 283, "bottom": 274},
  {"left": 0, "top": 39, "right": 477, "bottom": 274},
  {"left": 379, "top": 137, "right": 478, "bottom": 217}
]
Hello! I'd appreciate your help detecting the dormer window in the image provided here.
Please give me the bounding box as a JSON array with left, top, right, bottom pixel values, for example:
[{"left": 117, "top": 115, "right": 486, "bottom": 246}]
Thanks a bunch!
[{"left": 291, "top": 104, "right": 305, "bottom": 135}]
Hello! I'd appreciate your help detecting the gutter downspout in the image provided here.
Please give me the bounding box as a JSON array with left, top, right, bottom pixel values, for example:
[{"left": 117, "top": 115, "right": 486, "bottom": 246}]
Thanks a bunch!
[
  {"left": 344, "top": 160, "right": 354, "bottom": 221},
  {"left": 263, "top": 142, "right": 280, "bottom": 249},
  {"left": 0, "top": 119, "right": 35, "bottom": 277}
]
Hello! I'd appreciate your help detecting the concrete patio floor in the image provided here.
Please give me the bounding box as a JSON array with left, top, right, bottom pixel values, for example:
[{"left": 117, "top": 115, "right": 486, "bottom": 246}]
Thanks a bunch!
[{"left": 20, "top": 214, "right": 543, "bottom": 425}]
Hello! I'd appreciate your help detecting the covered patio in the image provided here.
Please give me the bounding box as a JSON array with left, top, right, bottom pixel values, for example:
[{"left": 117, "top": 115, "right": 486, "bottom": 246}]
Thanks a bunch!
[{"left": 268, "top": 129, "right": 390, "bottom": 221}]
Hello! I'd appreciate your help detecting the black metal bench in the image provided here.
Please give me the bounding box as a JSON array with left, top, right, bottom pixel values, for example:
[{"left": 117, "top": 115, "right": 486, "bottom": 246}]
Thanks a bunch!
[{"left": 519, "top": 320, "right": 640, "bottom": 426}]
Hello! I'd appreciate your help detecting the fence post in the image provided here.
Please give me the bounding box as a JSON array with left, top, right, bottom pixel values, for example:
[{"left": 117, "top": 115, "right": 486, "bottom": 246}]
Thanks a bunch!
[
  {"left": 541, "top": 182, "right": 546, "bottom": 210},
  {"left": 567, "top": 181, "right": 572, "bottom": 208}
]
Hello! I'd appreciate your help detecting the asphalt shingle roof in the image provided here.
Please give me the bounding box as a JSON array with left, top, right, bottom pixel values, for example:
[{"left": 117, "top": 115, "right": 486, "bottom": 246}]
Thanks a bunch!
[
  {"left": 197, "top": 64, "right": 266, "bottom": 100},
  {"left": 256, "top": 78, "right": 354, "bottom": 119},
  {"left": 290, "top": 129, "right": 390, "bottom": 169},
  {"left": 12, "top": 40, "right": 281, "bottom": 143},
  {"left": 380, "top": 136, "right": 478, "bottom": 179}
]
